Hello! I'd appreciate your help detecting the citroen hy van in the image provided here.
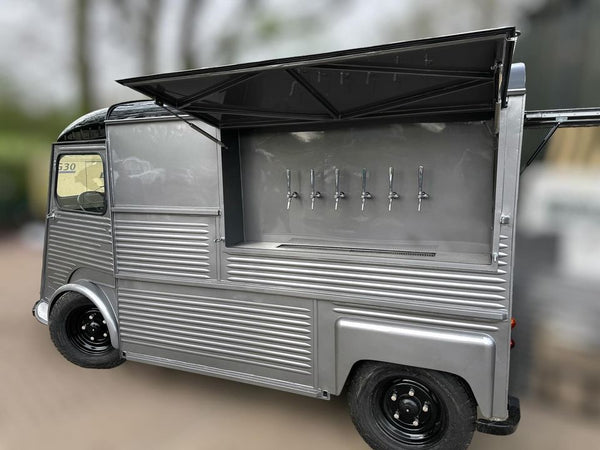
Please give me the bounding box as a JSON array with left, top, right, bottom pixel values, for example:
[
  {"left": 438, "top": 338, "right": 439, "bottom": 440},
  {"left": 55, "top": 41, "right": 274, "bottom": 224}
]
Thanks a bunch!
[{"left": 33, "top": 27, "right": 600, "bottom": 449}]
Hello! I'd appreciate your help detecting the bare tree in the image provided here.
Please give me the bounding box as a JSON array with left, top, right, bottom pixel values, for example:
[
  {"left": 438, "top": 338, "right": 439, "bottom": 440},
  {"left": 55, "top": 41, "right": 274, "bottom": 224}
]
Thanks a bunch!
[
  {"left": 211, "top": 0, "right": 261, "bottom": 65},
  {"left": 140, "top": 0, "right": 162, "bottom": 74},
  {"left": 110, "top": 0, "right": 162, "bottom": 75},
  {"left": 74, "top": 0, "right": 93, "bottom": 112},
  {"left": 180, "top": 0, "right": 205, "bottom": 69},
  {"left": 178, "top": 0, "right": 262, "bottom": 69}
]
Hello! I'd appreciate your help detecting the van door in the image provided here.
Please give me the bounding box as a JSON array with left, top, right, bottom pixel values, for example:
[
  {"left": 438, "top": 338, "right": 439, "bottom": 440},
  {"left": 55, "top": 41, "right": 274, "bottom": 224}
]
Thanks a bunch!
[{"left": 41, "top": 144, "right": 114, "bottom": 302}]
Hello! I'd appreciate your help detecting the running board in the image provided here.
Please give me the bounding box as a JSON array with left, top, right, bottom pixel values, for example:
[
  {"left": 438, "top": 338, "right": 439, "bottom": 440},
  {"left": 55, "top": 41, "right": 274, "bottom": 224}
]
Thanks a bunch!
[{"left": 125, "top": 351, "right": 327, "bottom": 399}]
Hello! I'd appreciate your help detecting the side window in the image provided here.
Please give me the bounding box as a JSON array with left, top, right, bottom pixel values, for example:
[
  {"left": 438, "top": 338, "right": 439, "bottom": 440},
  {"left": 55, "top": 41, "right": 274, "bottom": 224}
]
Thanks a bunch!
[{"left": 56, "top": 154, "right": 106, "bottom": 214}]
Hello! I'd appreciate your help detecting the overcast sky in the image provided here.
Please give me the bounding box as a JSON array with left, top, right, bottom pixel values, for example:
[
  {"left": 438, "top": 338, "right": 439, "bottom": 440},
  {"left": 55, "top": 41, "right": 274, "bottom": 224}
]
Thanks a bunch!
[{"left": 0, "top": 0, "right": 545, "bottom": 112}]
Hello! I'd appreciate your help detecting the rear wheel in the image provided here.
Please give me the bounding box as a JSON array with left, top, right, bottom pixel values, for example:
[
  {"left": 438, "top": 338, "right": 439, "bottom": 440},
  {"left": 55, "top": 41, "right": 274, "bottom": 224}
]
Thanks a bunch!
[
  {"left": 49, "top": 292, "right": 124, "bottom": 369},
  {"left": 348, "top": 362, "right": 476, "bottom": 449}
]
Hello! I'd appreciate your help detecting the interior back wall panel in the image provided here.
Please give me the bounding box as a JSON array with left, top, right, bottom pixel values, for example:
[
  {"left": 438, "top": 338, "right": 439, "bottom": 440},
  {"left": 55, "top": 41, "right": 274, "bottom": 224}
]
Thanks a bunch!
[{"left": 238, "top": 121, "right": 495, "bottom": 256}]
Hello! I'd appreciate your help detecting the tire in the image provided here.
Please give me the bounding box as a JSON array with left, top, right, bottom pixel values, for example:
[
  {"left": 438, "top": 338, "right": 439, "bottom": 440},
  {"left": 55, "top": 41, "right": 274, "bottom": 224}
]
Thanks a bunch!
[
  {"left": 347, "top": 362, "right": 476, "bottom": 450},
  {"left": 49, "top": 292, "right": 124, "bottom": 369}
]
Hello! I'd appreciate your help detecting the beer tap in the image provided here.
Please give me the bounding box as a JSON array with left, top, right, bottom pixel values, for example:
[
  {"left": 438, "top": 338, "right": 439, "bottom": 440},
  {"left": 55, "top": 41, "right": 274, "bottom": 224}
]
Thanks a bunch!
[
  {"left": 360, "top": 168, "right": 373, "bottom": 211},
  {"left": 417, "top": 165, "right": 429, "bottom": 212},
  {"left": 334, "top": 168, "right": 345, "bottom": 211},
  {"left": 309, "top": 169, "right": 322, "bottom": 210},
  {"left": 286, "top": 169, "right": 298, "bottom": 210},
  {"left": 388, "top": 166, "right": 399, "bottom": 211}
]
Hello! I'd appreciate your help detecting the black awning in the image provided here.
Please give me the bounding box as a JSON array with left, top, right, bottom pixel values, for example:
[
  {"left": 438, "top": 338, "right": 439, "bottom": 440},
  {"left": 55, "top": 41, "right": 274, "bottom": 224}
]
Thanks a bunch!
[{"left": 118, "top": 27, "right": 518, "bottom": 129}]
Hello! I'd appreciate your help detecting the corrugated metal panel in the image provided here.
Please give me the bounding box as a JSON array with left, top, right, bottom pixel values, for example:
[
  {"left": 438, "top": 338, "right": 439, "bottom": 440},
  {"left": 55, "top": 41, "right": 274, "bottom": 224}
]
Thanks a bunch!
[
  {"left": 226, "top": 254, "right": 508, "bottom": 310},
  {"left": 114, "top": 216, "right": 215, "bottom": 280},
  {"left": 118, "top": 287, "right": 313, "bottom": 375},
  {"left": 45, "top": 212, "right": 113, "bottom": 292}
]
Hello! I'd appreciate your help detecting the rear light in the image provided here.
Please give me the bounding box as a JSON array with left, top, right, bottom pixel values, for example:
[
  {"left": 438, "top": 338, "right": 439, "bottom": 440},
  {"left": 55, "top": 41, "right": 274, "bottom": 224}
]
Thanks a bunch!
[{"left": 510, "top": 317, "right": 516, "bottom": 349}]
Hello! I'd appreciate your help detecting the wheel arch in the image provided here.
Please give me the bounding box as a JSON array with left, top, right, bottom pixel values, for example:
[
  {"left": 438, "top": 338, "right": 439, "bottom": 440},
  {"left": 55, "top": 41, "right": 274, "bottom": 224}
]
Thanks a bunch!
[
  {"left": 342, "top": 358, "right": 477, "bottom": 409},
  {"left": 333, "top": 318, "right": 497, "bottom": 418},
  {"left": 49, "top": 280, "right": 119, "bottom": 349}
]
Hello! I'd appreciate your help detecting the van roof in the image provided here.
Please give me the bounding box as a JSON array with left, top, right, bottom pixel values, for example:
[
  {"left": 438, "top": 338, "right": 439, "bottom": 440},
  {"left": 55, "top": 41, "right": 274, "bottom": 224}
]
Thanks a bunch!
[{"left": 57, "top": 101, "right": 175, "bottom": 142}]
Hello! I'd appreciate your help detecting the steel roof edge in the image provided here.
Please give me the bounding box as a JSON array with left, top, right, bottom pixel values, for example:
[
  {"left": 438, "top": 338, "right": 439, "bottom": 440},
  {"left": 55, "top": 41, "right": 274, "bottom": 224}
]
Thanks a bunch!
[
  {"left": 57, "top": 107, "right": 108, "bottom": 142},
  {"left": 57, "top": 101, "right": 187, "bottom": 142}
]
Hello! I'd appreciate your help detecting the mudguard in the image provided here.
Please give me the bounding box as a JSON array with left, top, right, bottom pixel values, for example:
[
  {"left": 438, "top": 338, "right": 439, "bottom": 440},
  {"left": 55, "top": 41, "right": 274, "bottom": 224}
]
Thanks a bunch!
[
  {"left": 335, "top": 319, "right": 497, "bottom": 418},
  {"left": 49, "top": 280, "right": 120, "bottom": 349}
]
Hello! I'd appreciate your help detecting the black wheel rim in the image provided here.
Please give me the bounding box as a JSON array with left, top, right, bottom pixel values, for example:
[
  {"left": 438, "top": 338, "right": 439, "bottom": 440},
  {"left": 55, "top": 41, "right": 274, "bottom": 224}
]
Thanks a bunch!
[
  {"left": 373, "top": 377, "right": 447, "bottom": 446},
  {"left": 65, "top": 305, "right": 112, "bottom": 355}
]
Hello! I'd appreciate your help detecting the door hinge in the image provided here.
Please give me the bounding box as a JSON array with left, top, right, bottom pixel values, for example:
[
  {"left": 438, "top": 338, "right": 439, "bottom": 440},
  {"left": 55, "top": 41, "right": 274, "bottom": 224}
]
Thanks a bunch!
[
  {"left": 500, "top": 214, "right": 511, "bottom": 225},
  {"left": 214, "top": 237, "right": 225, "bottom": 243}
]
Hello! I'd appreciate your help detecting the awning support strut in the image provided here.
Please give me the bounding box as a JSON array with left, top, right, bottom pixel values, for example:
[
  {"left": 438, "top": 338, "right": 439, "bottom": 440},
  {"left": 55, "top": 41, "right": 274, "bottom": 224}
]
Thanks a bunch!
[
  {"left": 520, "top": 122, "right": 560, "bottom": 175},
  {"left": 156, "top": 101, "right": 228, "bottom": 149},
  {"left": 521, "top": 108, "right": 600, "bottom": 174}
]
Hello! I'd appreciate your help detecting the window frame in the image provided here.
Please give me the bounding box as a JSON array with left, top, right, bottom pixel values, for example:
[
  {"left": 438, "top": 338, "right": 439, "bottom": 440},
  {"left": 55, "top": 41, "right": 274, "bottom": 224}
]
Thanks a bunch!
[{"left": 54, "top": 152, "right": 108, "bottom": 216}]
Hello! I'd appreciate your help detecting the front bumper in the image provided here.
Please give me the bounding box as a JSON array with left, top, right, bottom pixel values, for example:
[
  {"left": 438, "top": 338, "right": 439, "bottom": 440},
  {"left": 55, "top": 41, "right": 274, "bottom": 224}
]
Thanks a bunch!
[
  {"left": 476, "top": 395, "right": 521, "bottom": 435},
  {"left": 32, "top": 299, "right": 49, "bottom": 325}
]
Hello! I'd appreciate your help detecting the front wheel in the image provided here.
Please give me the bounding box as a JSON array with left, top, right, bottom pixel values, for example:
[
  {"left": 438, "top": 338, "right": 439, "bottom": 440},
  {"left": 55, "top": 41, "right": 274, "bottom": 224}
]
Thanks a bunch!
[
  {"left": 347, "top": 362, "right": 476, "bottom": 450},
  {"left": 49, "top": 292, "right": 124, "bottom": 369}
]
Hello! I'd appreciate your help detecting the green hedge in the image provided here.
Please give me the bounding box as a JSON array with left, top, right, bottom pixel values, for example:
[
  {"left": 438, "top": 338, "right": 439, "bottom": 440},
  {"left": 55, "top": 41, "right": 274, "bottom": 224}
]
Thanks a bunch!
[{"left": 0, "top": 133, "right": 49, "bottom": 228}]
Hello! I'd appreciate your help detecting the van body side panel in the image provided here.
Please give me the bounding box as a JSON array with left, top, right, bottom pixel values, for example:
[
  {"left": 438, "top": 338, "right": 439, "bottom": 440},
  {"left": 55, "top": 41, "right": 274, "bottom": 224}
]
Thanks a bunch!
[
  {"left": 107, "top": 119, "right": 316, "bottom": 390},
  {"left": 102, "top": 92, "right": 524, "bottom": 416},
  {"left": 116, "top": 279, "right": 315, "bottom": 386},
  {"left": 318, "top": 95, "right": 526, "bottom": 420},
  {"left": 113, "top": 212, "right": 218, "bottom": 282},
  {"left": 42, "top": 144, "right": 114, "bottom": 303}
]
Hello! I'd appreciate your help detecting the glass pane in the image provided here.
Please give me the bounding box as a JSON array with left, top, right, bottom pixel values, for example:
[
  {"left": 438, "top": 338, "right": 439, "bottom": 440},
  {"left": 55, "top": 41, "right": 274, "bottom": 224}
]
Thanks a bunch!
[
  {"left": 110, "top": 121, "right": 219, "bottom": 208},
  {"left": 56, "top": 154, "right": 106, "bottom": 213}
]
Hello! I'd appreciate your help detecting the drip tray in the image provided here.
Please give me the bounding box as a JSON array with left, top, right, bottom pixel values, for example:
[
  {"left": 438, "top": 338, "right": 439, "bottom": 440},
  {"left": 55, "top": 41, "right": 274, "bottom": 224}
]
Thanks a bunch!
[{"left": 276, "top": 243, "right": 436, "bottom": 257}]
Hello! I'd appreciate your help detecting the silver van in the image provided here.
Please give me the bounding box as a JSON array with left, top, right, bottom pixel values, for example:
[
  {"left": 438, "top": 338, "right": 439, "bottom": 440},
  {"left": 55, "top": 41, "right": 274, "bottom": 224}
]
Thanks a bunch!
[{"left": 33, "top": 27, "right": 597, "bottom": 449}]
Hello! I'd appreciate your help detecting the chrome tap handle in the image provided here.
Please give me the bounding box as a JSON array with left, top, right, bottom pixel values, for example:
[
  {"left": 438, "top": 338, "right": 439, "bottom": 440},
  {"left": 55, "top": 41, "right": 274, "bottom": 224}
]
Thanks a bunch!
[
  {"left": 334, "top": 168, "right": 345, "bottom": 211},
  {"left": 387, "top": 166, "right": 399, "bottom": 211},
  {"left": 286, "top": 169, "right": 298, "bottom": 210},
  {"left": 417, "top": 165, "right": 429, "bottom": 212},
  {"left": 360, "top": 168, "right": 372, "bottom": 211},
  {"left": 309, "top": 168, "right": 321, "bottom": 210}
]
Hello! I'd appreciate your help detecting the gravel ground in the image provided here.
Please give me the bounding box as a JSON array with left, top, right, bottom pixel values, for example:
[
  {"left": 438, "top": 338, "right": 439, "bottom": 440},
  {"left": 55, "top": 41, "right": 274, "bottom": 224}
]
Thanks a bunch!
[{"left": 1, "top": 235, "right": 598, "bottom": 450}]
